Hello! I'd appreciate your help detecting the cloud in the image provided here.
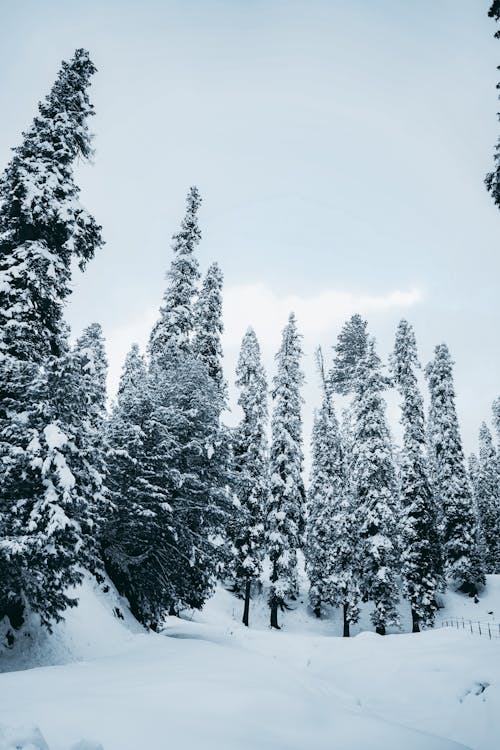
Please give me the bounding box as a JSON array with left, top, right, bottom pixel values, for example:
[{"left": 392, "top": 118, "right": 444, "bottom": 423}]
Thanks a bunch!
[
  {"left": 104, "top": 283, "right": 423, "bottom": 412},
  {"left": 222, "top": 283, "right": 424, "bottom": 356}
]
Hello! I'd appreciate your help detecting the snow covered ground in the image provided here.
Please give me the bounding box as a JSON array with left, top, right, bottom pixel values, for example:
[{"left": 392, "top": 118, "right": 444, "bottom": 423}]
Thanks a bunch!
[{"left": 1, "top": 572, "right": 500, "bottom": 750}]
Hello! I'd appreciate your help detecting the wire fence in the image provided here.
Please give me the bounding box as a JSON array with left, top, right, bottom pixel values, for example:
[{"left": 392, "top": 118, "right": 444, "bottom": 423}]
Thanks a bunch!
[{"left": 441, "top": 617, "right": 500, "bottom": 640}]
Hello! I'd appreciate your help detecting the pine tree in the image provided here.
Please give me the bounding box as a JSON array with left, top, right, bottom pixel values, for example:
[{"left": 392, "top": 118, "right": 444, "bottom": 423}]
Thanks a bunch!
[
  {"left": 231, "top": 328, "right": 269, "bottom": 626},
  {"left": 267, "top": 313, "right": 305, "bottom": 629},
  {"left": 72, "top": 323, "right": 109, "bottom": 573},
  {"left": 475, "top": 423, "right": 500, "bottom": 573},
  {"left": 105, "top": 189, "right": 229, "bottom": 627},
  {"left": 193, "top": 262, "right": 226, "bottom": 400},
  {"left": 330, "top": 314, "right": 368, "bottom": 395},
  {"left": 492, "top": 397, "right": 500, "bottom": 441},
  {"left": 391, "top": 320, "right": 441, "bottom": 631},
  {"left": 0, "top": 50, "right": 103, "bottom": 636},
  {"left": 486, "top": 2, "right": 500, "bottom": 206},
  {"left": 426, "top": 344, "right": 485, "bottom": 593},
  {"left": 305, "top": 348, "right": 360, "bottom": 636},
  {"left": 352, "top": 338, "right": 400, "bottom": 635},
  {"left": 104, "top": 345, "right": 175, "bottom": 628},
  {"left": 149, "top": 187, "right": 201, "bottom": 359},
  {"left": 484, "top": 0, "right": 500, "bottom": 208}
]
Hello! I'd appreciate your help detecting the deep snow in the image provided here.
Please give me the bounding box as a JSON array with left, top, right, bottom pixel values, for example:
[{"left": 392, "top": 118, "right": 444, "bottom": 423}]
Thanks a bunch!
[{"left": 1, "top": 571, "right": 500, "bottom": 750}]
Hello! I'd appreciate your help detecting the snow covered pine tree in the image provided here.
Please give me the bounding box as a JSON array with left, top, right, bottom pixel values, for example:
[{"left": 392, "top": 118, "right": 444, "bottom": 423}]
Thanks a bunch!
[
  {"left": 0, "top": 50, "right": 103, "bottom": 637},
  {"left": 305, "top": 348, "right": 360, "bottom": 636},
  {"left": 105, "top": 188, "right": 229, "bottom": 627},
  {"left": 426, "top": 344, "right": 485, "bottom": 595},
  {"left": 391, "top": 320, "right": 441, "bottom": 631},
  {"left": 193, "top": 261, "right": 227, "bottom": 401},
  {"left": 231, "top": 328, "right": 269, "bottom": 626},
  {"left": 267, "top": 313, "right": 305, "bottom": 629},
  {"left": 351, "top": 338, "right": 400, "bottom": 635},
  {"left": 474, "top": 422, "right": 500, "bottom": 573}
]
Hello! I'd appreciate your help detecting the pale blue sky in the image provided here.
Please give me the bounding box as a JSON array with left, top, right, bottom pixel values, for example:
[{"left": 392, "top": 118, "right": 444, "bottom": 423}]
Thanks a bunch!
[{"left": 0, "top": 0, "right": 498, "bottom": 454}]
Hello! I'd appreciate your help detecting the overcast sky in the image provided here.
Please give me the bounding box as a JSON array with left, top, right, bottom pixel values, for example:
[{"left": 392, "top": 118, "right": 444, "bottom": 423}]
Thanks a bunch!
[{"left": 0, "top": 0, "right": 498, "bottom": 458}]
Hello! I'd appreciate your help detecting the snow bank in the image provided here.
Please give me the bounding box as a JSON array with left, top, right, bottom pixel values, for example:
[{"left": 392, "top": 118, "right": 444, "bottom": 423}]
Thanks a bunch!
[{"left": 1, "top": 571, "right": 500, "bottom": 749}]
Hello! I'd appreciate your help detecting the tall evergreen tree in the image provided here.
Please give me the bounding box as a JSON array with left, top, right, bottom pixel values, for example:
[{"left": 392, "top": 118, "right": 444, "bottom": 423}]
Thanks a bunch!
[
  {"left": 426, "top": 344, "right": 485, "bottom": 593},
  {"left": 330, "top": 314, "right": 368, "bottom": 395},
  {"left": 305, "top": 348, "right": 360, "bottom": 636},
  {"left": 72, "top": 323, "right": 109, "bottom": 573},
  {"left": 149, "top": 186, "right": 201, "bottom": 359},
  {"left": 267, "top": 313, "right": 305, "bottom": 629},
  {"left": 193, "top": 262, "right": 226, "bottom": 400},
  {"left": 352, "top": 338, "right": 400, "bottom": 635},
  {"left": 391, "top": 320, "right": 441, "bottom": 631},
  {"left": 231, "top": 328, "right": 269, "bottom": 626},
  {"left": 104, "top": 344, "right": 174, "bottom": 628},
  {"left": 0, "top": 50, "right": 103, "bottom": 636},
  {"left": 106, "top": 189, "right": 229, "bottom": 627},
  {"left": 475, "top": 423, "right": 500, "bottom": 573}
]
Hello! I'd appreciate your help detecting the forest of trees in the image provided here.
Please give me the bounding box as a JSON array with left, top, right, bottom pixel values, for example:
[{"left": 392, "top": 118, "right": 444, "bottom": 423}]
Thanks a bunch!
[{"left": 0, "top": 48, "right": 499, "bottom": 649}]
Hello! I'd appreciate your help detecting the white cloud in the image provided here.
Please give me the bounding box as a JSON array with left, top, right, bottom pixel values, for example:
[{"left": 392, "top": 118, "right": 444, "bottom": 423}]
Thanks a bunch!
[
  {"left": 104, "top": 283, "right": 423, "bottom": 423},
  {"left": 222, "top": 282, "right": 424, "bottom": 356}
]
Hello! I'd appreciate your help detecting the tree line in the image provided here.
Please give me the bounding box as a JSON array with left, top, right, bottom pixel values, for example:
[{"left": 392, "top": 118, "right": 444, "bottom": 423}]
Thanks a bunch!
[{"left": 1, "top": 50, "right": 499, "bottom": 649}]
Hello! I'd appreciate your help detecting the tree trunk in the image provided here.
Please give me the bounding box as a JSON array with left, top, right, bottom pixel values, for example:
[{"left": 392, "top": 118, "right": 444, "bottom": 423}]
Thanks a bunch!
[
  {"left": 169, "top": 602, "right": 178, "bottom": 617},
  {"left": 375, "top": 623, "right": 386, "bottom": 636},
  {"left": 242, "top": 578, "right": 251, "bottom": 627},
  {"left": 313, "top": 604, "right": 321, "bottom": 619},
  {"left": 270, "top": 597, "right": 280, "bottom": 629},
  {"left": 343, "top": 602, "right": 350, "bottom": 637},
  {"left": 411, "top": 607, "right": 420, "bottom": 633}
]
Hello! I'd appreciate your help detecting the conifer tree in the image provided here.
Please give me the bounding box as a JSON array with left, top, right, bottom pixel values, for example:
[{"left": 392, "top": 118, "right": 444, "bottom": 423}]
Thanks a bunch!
[
  {"left": 426, "top": 344, "right": 485, "bottom": 593},
  {"left": 475, "top": 423, "right": 500, "bottom": 573},
  {"left": 267, "top": 313, "right": 305, "bottom": 629},
  {"left": 391, "top": 320, "right": 441, "bottom": 631},
  {"left": 231, "top": 328, "right": 269, "bottom": 626},
  {"left": 492, "top": 397, "right": 500, "bottom": 441},
  {"left": 305, "top": 348, "right": 360, "bottom": 636},
  {"left": 193, "top": 262, "right": 226, "bottom": 400},
  {"left": 352, "top": 338, "right": 400, "bottom": 635},
  {"left": 104, "top": 345, "right": 175, "bottom": 628},
  {"left": 486, "top": 2, "right": 500, "bottom": 207},
  {"left": 0, "top": 50, "right": 103, "bottom": 635},
  {"left": 106, "top": 190, "right": 229, "bottom": 627},
  {"left": 72, "top": 323, "right": 109, "bottom": 573},
  {"left": 330, "top": 314, "right": 368, "bottom": 395},
  {"left": 149, "top": 187, "right": 201, "bottom": 359}
]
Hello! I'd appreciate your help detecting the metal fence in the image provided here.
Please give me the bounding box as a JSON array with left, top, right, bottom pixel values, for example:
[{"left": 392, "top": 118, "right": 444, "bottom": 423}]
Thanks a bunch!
[{"left": 441, "top": 617, "right": 500, "bottom": 640}]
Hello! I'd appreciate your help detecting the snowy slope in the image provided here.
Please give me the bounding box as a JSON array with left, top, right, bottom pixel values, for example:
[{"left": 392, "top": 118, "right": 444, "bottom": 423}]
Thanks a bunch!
[{"left": 1, "top": 573, "right": 499, "bottom": 750}]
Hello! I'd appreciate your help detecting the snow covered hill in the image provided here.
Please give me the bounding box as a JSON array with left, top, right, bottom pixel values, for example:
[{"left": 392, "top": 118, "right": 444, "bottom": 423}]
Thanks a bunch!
[{"left": 1, "top": 573, "right": 500, "bottom": 750}]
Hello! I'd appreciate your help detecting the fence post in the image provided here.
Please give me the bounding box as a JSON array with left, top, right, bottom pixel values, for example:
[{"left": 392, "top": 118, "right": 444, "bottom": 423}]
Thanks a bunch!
[
  {"left": 488, "top": 623, "right": 491, "bottom": 640},
  {"left": 470, "top": 620, "right": 473, "bottom": 634},
  {"left": 478, "top": 621, "right": 482, "bottom": 636}
]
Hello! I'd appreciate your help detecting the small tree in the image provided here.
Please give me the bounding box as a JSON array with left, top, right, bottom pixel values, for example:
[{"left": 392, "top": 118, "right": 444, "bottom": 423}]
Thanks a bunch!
[{"left": 267, "top": 313, "right": 305, "bottom": 629}]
